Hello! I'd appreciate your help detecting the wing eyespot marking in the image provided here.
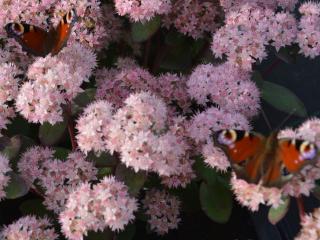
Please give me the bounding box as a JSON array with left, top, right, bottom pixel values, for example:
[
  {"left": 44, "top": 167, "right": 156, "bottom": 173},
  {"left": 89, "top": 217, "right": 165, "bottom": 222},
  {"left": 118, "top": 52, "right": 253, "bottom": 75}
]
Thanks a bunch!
[
  {"left": 299, "top": 141, "right": 317, "bottom": 160},
  {"left": 11, "top": 23, "right": 24, "bottom": 35},
  {"left": 217, "top": 129, "right": 237, "bottom": 146}
]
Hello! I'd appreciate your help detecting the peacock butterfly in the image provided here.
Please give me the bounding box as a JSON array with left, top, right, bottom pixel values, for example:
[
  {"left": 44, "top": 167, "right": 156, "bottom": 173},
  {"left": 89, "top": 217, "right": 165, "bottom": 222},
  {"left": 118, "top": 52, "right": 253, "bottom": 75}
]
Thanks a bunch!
[
  {"left": 5, "top": 9, "right": 77, "bottom": 57},
  {"left": 214, "top": 129, "right": 318, "bottom": 187}
]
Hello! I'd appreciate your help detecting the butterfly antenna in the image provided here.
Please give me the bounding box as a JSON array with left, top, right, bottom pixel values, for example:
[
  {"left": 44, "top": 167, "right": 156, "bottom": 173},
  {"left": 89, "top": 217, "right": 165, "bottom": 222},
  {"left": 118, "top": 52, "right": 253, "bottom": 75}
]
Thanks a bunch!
[
  {"left": 275, "top": 108, "right": 297, "bottom": 131},
  {"left": 261, "top": 108, "right": 272, "bottom": 131}
]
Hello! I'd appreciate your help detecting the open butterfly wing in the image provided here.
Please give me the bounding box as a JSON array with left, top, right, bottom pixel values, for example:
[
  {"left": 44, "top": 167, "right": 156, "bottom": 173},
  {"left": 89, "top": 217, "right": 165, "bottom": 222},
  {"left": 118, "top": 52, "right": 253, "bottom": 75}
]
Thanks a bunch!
[
  {"left": 51, "top": 9, "right": 77, "bottom": 55},
  {"left": 279, "top": 139, "right": 317, "bottom": 171},
  {"left": 5, "top": 23, "right": 51, "bottom": 57},
  {"left": 215, "top": 130, "right": 265, "bottom": 183},
  {"left": 264, "top": 138, "right": 318, "bottom": 187}
]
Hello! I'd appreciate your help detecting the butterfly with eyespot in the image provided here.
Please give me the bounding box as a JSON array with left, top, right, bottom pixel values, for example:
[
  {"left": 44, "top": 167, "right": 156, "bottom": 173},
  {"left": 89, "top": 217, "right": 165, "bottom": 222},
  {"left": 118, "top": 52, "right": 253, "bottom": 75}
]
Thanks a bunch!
[
  {"left": 5, "top": 9, "right": 77, "bottom": 57},
  {"left": 213, "top": 129, "right": 318, "bottom": 188}
]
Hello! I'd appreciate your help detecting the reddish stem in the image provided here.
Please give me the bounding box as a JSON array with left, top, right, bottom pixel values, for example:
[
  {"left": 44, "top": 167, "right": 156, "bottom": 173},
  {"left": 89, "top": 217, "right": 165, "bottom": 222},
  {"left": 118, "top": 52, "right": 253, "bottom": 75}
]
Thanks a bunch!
[
  {"left": 66, "top": 103, "right": 77, "bottom": 151},
  {"left": 296, "top": 196, "right": 306, "bottom": 222}
]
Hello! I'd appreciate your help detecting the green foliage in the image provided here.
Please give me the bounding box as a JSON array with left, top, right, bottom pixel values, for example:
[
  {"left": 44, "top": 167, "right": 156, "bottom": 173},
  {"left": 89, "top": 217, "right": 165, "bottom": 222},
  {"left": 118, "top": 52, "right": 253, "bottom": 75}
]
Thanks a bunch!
[
  {"left": 72, "top": 88, "right": 96, "bottom": 115},
  {"left": 39, "top": 121, "right": 67, "bottom": 146},
  {"left": 261, "top": 81, "right": 307, "bottom": 117},
  {"left": 131, "top": 16, "right": 161, "bottom": 42},
  {"left": 20, "top": 199, "right": 53, "bottom": 218},
  {"left": 268, "top": 197, "right": 290, "bottom": 225},
  {"left": 115, "top": 164, "right": 147, "bottom": 196},
  {"left": 5, "top": 172, "right": 29, "bottom": 199},
  {"left": 253, "top": 70, "right": 307, "bottom": 117},
  {"left": 199, "top": 181, "right": 233, "bottom": 224}
]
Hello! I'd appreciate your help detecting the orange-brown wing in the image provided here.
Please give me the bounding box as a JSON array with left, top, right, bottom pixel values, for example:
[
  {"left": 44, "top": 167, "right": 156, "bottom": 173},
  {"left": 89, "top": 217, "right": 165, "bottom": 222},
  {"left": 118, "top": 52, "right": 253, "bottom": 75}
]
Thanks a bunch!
[
  {"left": 264, "top": 139, "right": 318, "bottom": 187},
  {"left": 279, "top": 139, "right": 317, "bottom": 172},
  {"left": 5, "top": 23, "right": 51, "bottom": 57},
  {"left": 51, "top": 9, "right": 77, "bottom": 55},
  {"left": 215, "top": 129, "right": 265, "bottom": 182}
]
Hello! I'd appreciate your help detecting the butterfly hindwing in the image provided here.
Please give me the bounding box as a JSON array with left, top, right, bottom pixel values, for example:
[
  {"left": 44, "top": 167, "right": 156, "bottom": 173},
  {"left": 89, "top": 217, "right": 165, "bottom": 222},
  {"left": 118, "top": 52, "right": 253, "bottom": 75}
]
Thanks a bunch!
[{"left": 5, "top": 23, "right": 51, "bottom": 57}]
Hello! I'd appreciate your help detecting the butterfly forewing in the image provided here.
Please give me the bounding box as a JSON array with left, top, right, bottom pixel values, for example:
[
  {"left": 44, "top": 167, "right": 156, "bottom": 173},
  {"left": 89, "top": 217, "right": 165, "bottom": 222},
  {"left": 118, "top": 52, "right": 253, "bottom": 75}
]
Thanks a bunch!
[
  {"left": 5, "top": 23, "right": 51, "bottom": 57},
  {"left": 215, "top": 129, "right": 265, "bottom": 183},
  {"left": 51, "top": 9, "right": 77, "bottom": 55},
  {"left": 278, "top": 139, "right": 318, "bottom": 173}
]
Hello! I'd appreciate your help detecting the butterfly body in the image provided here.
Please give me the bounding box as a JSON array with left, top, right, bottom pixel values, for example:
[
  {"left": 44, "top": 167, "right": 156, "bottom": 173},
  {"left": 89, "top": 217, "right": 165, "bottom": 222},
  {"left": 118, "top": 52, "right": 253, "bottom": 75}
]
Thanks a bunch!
[
  {"left": 214, "top": 129, "right": 318, "bottom": 187},
  {"left": 5, "top": 9, "right": 77, "bottom": 57}
]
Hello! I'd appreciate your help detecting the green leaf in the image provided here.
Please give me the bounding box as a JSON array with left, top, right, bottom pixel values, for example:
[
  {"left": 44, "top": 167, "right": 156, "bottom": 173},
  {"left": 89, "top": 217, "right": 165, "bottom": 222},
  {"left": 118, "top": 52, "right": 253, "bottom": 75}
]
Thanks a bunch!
[
  {"left": 97, "top": 167, "right": 113, "bottom": 178},
  {"left": 19, "top": 135, "right": 36, "bottom": 153},
  {"left": 53, "top": 147, "right": 71, "bottom": 160},
  {"left": 117, "top": 224, "right": 136, "bottom": 240},
  {"left": 131, "top": 16, "right": 161, "bottom": 42},
  {"left": 194, "top": 156, "right": 218, "bottom": 184},
  {"left": 261, "top": 81, "right": 307, "bottom": 117},
  {"left": 20, "top": 199, "right": 53, "bottom": 217},
  {"left": 39, "top": 121, "right": 67, "bottom": 146},
  {"left": 170, "top": 181, "right": 201, "bottom": 213},
  {"left": 268, "top": 197, "right": 290, "bottom": 225},
  {"left": 87, "top": 151, "right": 118, "bottom": 167},
  {"left": 199, "top": 182, "right": 233, "bottom": 223},
  {"left": 5, "top": 172, "right": 29, "bottom": 199},
  {"left": 115, "top": 164, "right": 147, "bottom": 196},
  {"left": 251, "top": 71, "right": 264, "bottom": 89},
  {"left": 72, "top": 88, "right": 96, "bottom": 115},
  {"left": 1, "top": 136, "right": 21, "bottom": 160}
]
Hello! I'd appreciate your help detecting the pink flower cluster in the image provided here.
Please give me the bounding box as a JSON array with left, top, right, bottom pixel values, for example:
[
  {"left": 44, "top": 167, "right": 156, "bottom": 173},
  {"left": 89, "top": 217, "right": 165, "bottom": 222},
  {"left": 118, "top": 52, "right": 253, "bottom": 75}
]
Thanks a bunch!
[
  {"left": 231, "top": 174, "right": 283, "bottom": 211},
  {"left": 219, "top": 0, "right": 298, "bottom": 12},
  {"left": 60, "top": 176, "right": 137, "bottom": 240},
  {"left": 161, "top": 157, "right": 195, "bottom": 188},
  {"left": 0, "top": 154, "right": 11, "bottom": 201},
  {"left": 188, "top": 107, "right": 250, "bottom": 144},
  {"left": 76, "top": 100, "right": 114, "bottom": 154},
  {"left": 18, "top": 147, "right": 97, "bottom": 213},
  {"left": 114, "top": 0, "right": 172, "bottom": 22},
  {"left": 16, "top": 44, "right": 96, "bottom": 124},
  {"left": 0, "top": 63, "right": 21, "bottom": 134},
  {"left": 95, "top": 58, "right": 190, "bottom": 111},
  {"left": 295, "top": 207, "right": 320, "bottom": 240},
  {"left": 0, "top": 215, "right": 58, "bottom": 240},
  {"left": 297, "top": 2, "right": 320, "bottom": 58},
  {"left": 107, "top": 92, "right": 189, "bottom": 176},
  {"left": 143, "top": 189, "right": 181, "bottom": 235},
  {"left": 202, "top": 139, "right": 230, "bottom": 171},
  {"left": 162, "top": 0, "right": 221, "bottom": 39},
  {"left": 187, "top": 63, "right": 260, "bottom": 118},
  {"left": 212, "top": 3, "right": 297, "bottom": 70}
]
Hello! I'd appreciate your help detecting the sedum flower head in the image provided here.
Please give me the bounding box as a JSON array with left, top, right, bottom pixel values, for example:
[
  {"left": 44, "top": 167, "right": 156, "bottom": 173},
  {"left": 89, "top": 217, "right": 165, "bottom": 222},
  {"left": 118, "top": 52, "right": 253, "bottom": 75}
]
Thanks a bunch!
[
  {"left": 60, "top": 176, "right": 137, "bottom": 240},
  {"left": 143, "top": 189, "right": 181, "bottom": 235},
  {"left": 0, "top": 215, "right": 58, "bottom": 240}
]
